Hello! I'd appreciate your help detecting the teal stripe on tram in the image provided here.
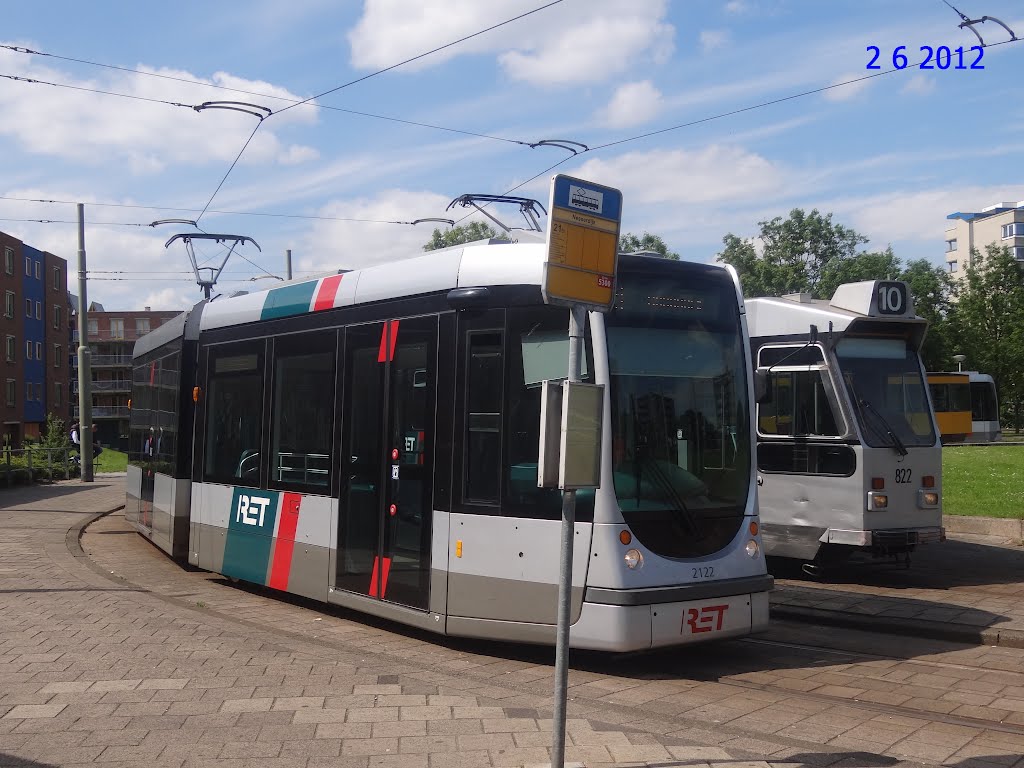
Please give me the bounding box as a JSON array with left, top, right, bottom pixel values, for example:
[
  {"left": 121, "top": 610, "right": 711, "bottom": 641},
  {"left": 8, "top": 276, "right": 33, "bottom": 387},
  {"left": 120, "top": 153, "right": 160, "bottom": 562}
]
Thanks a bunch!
[
  {"left": 260, "top": 281, "right": 318, "bottom": 320},
  {"left": 223, "top": 487, "right": 280, "bottom": 585}
]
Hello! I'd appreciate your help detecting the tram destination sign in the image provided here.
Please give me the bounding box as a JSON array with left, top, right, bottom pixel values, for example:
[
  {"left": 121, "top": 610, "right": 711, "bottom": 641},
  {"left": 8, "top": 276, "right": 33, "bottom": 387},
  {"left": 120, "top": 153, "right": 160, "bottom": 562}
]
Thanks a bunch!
[{"left": 543, "top": 174, "right": 623, "bottom": 311}]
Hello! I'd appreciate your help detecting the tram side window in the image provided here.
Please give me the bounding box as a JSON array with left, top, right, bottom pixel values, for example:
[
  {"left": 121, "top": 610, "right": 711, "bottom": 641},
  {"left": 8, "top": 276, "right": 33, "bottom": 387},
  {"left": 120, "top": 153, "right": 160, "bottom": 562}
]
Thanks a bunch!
[
  {"left": 204, "top": 344, "right": 265, "bottom": 486},
  {"left": 270, "top": 332, "right": 336, "bottom": 492},
  {"left": 758, "top": 370, "right": 842, "bottom": 437},
  {"left": 463, "top": 332, "right": 503, "bottom": 503},
  {"left": 502, "top": 306, "right": 594, "bottom": 521},
  {"left": 128, "top": 344, "right": 182, "bottom": 473}
]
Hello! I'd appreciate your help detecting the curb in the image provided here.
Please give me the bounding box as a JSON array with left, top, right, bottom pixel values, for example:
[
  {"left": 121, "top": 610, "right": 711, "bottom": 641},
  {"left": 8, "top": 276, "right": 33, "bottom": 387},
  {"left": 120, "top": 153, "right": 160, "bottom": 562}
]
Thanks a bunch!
[
  {"left": 66, "top": 505, "right": 123, "bottom": 558},
  {"left": 771, "top": 604, "right": 1024, "bottom": 650},
  {"left": 943, "top": 514, "right": 1024, "bottom": 540}
]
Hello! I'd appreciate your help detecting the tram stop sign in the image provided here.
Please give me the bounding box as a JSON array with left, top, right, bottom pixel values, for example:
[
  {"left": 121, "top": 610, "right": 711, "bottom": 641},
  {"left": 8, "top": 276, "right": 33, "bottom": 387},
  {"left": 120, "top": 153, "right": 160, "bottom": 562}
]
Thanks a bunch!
[{"left": 543, "top": 174, "right": 623, "bottom": 311}]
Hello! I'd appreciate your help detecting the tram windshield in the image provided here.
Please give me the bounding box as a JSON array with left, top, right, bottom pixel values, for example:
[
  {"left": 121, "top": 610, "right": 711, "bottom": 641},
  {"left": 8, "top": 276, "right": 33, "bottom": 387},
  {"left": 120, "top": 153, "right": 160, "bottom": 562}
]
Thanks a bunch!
[
  {"left": 606, "top": 265, "right": 750, "bottom": 559},
  {"left": 835, "top": 337, "right": 936, "bottom": 449}
]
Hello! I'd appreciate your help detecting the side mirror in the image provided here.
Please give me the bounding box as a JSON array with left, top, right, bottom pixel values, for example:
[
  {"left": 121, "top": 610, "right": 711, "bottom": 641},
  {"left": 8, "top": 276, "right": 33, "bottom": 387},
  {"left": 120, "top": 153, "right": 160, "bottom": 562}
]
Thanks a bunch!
[{"left": 754, "top": 369, "right": 771, "bottom": 404}]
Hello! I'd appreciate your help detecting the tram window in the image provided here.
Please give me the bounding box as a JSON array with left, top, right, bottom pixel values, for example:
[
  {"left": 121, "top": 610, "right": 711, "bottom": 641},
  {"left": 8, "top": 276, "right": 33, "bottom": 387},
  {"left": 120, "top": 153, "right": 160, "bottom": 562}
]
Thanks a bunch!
[
  {"left": 464, "top": 332, "right": 503, "bottom": 503},
  {"left": 758, "top": 370, "right": 842, "bottom": 437},
  {"left": 203, "top": 342, "right": 265, "bottom": 486},
  {"left": 269, "top": 332, "right": 335, "bottom": 492},
  {"left": 757, "top": 345, "right": 824, "bottom": 367},
  {"left": 128, "top": 345, "right": 181, "bottom": 474},
  {"left": 757, "top": 443, "right": 855, "bottom": 476},
  {"left": 503, "top": 306, "right": 594, "bottom": 521}
]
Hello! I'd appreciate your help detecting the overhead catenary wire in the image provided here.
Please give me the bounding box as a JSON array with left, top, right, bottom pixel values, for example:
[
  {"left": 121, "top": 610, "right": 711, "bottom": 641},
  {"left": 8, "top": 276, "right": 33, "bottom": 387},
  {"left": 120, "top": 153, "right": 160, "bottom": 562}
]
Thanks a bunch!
[
  {"left": 0, "top": 44, "right": 529, "bottom": 146},
  {"left": 4, "top": 36, "right": 1022, "bottom": 231}
]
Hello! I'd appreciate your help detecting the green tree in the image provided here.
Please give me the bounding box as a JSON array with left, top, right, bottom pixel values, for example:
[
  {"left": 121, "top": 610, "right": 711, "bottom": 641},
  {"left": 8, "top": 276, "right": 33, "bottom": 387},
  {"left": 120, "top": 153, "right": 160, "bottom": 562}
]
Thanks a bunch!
[
  {"left": 899, "top": 258, "right": 954, "bottom": 370},
  {"left": 40, "top": 412, "right": 70, "bottom": 451},
  {"left": 817, "top": 247, "right": 901, "bottom": 300},
  {"left": 423, "top": 222, "right": 505, "bottom": 251},
  {"left": 618, "top": 232, "right": 680, "bottom": 260},
  {"left": 717, "top": 208, "right": 868, "bottom": 297},
  {"left": 947, "top": 244, "right": 1024, "bottom": 430}
]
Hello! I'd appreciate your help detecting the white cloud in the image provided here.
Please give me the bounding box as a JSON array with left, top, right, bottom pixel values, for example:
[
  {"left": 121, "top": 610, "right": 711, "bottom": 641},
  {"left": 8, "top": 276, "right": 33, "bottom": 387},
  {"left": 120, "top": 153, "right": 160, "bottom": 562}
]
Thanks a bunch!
[
  {"left": 571, "top": 145, "right": 786, "bottom": 207},
  {"left": 601, "top": 81, "right": 663, "bottom": 129},
  {"left": 301, "top": 189, "right": 485, "bottom": 271},
  {"left": 700, "top": 29, "right": 730, "bottom": 52},
  {"left": 0, "top": 46, "right": 318, "bottom": 172},
  {"left": 901, "top": 74, "right": 936, "bottom": 97},
  {"left": 348, "top": 0, "right": 674, "bottom": 86},
  {"left": 725, "top": 1, "right": 748, "bottom": 13},
  {"left": 822, "top": 72, "right": 873, "bottom": 102}
]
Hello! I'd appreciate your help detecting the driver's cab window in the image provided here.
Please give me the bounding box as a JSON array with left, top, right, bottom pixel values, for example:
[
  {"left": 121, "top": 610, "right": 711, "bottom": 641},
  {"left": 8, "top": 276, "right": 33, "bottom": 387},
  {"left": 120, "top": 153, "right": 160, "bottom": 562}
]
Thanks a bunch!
[
  {"left": 757, "top": 345, "right": 843, "bottom": 437},
  {"left": 204, "top": 341, "right": 266, "bottom": 486}
]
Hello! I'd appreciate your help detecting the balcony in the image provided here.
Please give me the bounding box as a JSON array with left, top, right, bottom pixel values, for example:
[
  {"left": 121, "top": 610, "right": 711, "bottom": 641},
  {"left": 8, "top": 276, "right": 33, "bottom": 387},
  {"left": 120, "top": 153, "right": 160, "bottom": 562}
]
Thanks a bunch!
[
  {"left": 71, "top": 406, "right": 130, "bottom": 419},
  {"left": 86, "top": 328, "right": 151, "bottom": 343},
  {"left": 91, "top": 380, "right": 131, "bottom": 393},
  {"left": 89, "top": 355, "right": 133, "bottom": 368}
]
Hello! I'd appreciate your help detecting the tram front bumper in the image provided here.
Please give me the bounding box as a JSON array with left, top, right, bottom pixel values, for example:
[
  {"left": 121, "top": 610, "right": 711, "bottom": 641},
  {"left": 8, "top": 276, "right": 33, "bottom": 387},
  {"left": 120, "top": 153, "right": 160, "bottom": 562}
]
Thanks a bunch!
[
  {"left": 570, "top": 588, "right": 771, "bottom": 652},
  {"left": 824, "top": 527, "right": 946, "bottom": 549}
]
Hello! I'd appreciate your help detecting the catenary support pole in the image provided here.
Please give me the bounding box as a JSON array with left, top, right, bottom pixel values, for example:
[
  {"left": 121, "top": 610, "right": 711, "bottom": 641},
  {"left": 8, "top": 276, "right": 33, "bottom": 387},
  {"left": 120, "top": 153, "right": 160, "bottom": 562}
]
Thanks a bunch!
[
  {"left": 76, "top": 204, "right": 94, "bottom": 482},
  {"left": 550, "top": 303, "right": 586, "bottom": 768},
  {"left": 286, "top": 249, "right": 292, "bottom": 280}
]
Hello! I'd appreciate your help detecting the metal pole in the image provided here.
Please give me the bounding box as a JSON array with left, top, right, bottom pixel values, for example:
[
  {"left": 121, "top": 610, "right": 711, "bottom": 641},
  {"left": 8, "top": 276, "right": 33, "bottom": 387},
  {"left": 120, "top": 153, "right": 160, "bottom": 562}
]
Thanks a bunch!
[
  {"left": 551, "top": 303, "right": 586, "bottom": 768},
  {"left": 76, "top": 203, "right": 94, "bottom": 482},
  {"left": 285, "top": 249, "right": 292, "bottom": 280}
]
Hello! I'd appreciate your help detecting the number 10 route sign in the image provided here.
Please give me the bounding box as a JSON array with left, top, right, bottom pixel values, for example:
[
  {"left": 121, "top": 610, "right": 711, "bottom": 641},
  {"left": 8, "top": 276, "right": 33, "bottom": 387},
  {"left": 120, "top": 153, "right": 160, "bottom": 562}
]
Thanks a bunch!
[{"left": 543, "top": 174, "right": 623, "bottom": 311}]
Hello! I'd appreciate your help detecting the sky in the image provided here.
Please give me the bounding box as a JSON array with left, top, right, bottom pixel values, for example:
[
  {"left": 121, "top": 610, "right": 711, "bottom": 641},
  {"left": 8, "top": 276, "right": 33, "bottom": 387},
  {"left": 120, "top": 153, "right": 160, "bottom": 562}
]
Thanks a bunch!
[{"left": 2, "top": 0, "right": 1023, "bottom": 311}]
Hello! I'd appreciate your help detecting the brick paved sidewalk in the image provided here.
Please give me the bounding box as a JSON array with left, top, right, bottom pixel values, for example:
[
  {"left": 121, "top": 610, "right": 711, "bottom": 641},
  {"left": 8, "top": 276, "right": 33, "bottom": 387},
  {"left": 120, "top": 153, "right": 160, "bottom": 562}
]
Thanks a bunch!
[
  {"left": 4, "top": 479, "right": 1022, "bottom": 767},
  {"left": 771, "top": 533, "right": 1024, "bottom": 648}
]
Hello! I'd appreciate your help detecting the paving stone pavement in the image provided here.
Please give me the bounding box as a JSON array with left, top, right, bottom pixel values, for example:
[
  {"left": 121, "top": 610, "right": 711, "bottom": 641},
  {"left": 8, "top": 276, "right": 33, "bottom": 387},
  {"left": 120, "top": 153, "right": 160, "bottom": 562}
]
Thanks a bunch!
[
  {"left": 771, "top": 527, "right": 1024, "bottom": 648},
  {"left": 2, "top": 478, "right": 1023, "bottom": 767}
]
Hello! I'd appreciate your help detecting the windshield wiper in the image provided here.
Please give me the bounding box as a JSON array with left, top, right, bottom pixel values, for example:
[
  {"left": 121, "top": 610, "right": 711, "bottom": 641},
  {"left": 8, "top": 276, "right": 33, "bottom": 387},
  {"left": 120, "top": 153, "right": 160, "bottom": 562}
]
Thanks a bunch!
[
  {"left": 857, "top": 398, "right": 908, "bottom": 457},
  {"left": 638, "top": 456, "right": 703, "bottom": 538}
]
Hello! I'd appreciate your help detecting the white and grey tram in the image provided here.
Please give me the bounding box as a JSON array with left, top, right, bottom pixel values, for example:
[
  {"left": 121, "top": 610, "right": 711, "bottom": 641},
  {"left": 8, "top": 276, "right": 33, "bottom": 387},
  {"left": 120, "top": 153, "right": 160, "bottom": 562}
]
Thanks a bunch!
[
  {"left": 126, "top": 241, "right": 771, "bottom": 651},
  {"left": 746, "top": 281, "right": 944, "bottom": 569}
]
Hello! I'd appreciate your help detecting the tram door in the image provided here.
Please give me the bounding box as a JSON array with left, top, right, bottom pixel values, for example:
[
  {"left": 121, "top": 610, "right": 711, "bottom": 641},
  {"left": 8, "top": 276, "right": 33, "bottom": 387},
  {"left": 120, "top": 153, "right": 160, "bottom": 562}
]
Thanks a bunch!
[{"left": 336, "top": 317, "right": 437, "bottom": 610}]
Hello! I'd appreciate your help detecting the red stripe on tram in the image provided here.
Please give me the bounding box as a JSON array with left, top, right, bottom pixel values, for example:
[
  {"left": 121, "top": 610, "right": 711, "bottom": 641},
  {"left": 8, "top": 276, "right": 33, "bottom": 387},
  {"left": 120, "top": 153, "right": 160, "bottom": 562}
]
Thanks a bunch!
[
  {"left": 268, "top": 493, "right": 302, "bottom": 590},
  {"left": 313, "top": 274, "right": 343, "bottom": 312},
  {"left": 376, "top": 320, "right": 400, "bottom": 363},
  {"left": 368, "top": 556, "right": 393, "bottom": 598}
]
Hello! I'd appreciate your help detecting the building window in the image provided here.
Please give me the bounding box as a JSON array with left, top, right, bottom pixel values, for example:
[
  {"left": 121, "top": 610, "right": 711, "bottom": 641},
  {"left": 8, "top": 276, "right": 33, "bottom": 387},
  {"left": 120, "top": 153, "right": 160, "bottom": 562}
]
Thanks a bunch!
[
  {"left": 4, "top": 247, "right": 13, "bottom": 275},
  {"left": 34, "top": 262, "right": 40, "bottom": 280},
  {"left": 948, "top": 260, "right": 958, "bottom": 273},
  {"left": 55, "top": 382, "right": 62, "bottom": 407},
  {"left": 5, "top": 380, "right": 14, "bottom": 407},
  {"left": 35, "top": 301, "right": 40, "bottom": 320},
  {"left": 5, "top": 335, "right": 15, "bottom": 362},
  {"left": 945, "top": 239, "right": 958, "bottom": 252},
  {"left": 35, "top": 341, "right": 42, "bottom": 360},
  {"left": 52, "top": 267, "right": 61, "bottom": 290},
  {"left": 87, "top": 318, "right": 98, "bottom": 337},
  {"left": 109, "top": 318, "right": 125, "bottom": 339},
  {"left": 36, "top": 382, "right": 43, "bottom": 401},
  {"left": 53, "top": 304, "right": 62, "bottom": 329},
  {"left": 136, "top": 318, "right": 150, "bottom": 335},
  {"left": 26, "top": 298, "right": 32, "bottom": 317},
  {"left": 1013, "top": 246, "right": 1024, "bottom": 261},
  {"left": 25, "top": 341, "right": 32, "bottom": 360},
  {"left": 4, "top": 291, "right": 13, "bottom": 318},
  {"left": 1001, "top": 222, "right": 1024, "bottom": 239},
  {"left": 54, "top": 344, "right": 62, "bottom": 367},
  {"left": 25, "top": 256, "right": 31, "bottom": 275}
]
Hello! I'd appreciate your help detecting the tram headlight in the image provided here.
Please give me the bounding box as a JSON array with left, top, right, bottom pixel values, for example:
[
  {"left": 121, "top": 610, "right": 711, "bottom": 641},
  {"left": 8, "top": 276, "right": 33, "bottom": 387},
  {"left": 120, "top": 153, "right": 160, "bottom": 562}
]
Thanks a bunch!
[
  {"left": 868, "top": 492, "right": 888, "bottom": 510},
  {"left": 624, "top": 548, "right": 644, "bottom": 569},
  {"left": 745, "top": 540, "right": 760, "bottom": 558},
  {"left": 918, "top": 490, "right": 939, "bottom": 508}
]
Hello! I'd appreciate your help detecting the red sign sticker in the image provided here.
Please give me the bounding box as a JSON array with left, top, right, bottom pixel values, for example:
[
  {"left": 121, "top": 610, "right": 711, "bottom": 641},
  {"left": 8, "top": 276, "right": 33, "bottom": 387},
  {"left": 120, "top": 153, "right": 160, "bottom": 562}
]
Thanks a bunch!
[{"left": 682, "top": 604, "right": 728, "bottom": 634}]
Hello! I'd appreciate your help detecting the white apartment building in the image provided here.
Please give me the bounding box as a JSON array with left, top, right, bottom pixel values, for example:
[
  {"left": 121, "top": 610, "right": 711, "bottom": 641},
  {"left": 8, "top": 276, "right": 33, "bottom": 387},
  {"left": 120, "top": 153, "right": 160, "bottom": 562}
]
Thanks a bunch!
[{"left": 945, "top": 200, "right": 1024, "bottom": 284}]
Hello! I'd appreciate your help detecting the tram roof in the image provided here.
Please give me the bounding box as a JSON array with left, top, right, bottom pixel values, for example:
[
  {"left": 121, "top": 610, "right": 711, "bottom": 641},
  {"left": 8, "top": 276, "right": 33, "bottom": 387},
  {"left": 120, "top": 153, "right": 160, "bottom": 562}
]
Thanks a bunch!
[
  {"left": 746, "top": 281, "right": 926, "bottom": 341},
  {"left": 198, "top": 239, "right": 548, "bottom": 332}
]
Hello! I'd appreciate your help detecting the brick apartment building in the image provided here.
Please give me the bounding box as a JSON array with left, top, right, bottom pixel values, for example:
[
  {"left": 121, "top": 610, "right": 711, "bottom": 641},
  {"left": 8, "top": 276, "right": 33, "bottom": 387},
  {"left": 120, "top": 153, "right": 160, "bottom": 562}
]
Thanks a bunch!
[
  {"left": 71, "top": 307, "right": 181, "bottom": 450},
  {"left": 1, "top": 230, "right": 70, "bottom": 447}
]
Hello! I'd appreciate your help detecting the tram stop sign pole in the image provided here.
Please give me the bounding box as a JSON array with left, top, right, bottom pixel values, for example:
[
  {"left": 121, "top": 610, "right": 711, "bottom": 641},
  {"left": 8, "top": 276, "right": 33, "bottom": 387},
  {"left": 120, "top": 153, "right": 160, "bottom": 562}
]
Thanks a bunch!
[{"left": 539, "top": 174, "right": 622, "bottom": 768}]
